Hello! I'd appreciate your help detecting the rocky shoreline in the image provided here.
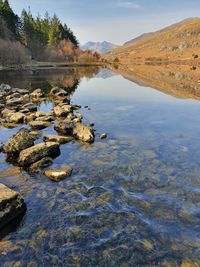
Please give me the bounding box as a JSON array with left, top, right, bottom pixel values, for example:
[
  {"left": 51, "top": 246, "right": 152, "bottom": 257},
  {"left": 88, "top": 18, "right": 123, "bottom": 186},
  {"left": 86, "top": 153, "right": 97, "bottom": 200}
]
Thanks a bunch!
[{"left": 0, "top": 83, "right": 107, "bottom": 229}]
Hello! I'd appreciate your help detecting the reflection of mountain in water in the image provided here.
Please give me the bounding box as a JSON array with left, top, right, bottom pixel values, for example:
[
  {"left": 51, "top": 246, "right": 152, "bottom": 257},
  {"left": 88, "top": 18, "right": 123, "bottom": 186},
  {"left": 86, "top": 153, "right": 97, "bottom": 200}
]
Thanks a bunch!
[
  {"left": 0, "top": 67, "right": 101, "bottom": 95},
  {"left": 112, "top": 64, "right": 200, "bottom": 100},
  {"left": 95, "top": 69, "right": 118, "bottom": 79}
]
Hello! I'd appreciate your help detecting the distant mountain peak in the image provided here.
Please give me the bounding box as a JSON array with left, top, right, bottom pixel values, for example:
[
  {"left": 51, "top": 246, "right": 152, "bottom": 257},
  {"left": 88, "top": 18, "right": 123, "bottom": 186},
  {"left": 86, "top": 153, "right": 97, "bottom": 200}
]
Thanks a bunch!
[{"left": 81, "top": 41, "right": 119, "bottom": 53}]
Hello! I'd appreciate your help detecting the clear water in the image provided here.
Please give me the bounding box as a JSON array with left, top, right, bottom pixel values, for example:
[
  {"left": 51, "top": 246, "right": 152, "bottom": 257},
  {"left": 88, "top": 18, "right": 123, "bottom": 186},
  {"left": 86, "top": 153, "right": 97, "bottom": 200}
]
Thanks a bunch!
[{"left": 1, "top": 67, "right": 200, "bottom": 266}]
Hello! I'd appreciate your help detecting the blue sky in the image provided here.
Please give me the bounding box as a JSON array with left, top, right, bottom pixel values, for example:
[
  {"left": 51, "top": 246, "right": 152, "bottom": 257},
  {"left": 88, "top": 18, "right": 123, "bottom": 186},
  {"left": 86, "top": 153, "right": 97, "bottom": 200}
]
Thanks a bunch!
[{"left": 9, "top": 0, "right": 200, "bottom": 45}]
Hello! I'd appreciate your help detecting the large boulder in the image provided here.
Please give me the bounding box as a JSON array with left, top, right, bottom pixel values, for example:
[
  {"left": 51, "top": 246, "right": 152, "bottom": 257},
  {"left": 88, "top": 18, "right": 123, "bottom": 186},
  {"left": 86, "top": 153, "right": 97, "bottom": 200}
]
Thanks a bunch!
[
  {"left": 0, "top": 183, "right": 26, "bottom": 229},
  {"left": 3, "top": 128, "right": 34, "bottom": 155},
  {"left": 18, "top": 142, "right": 60, "bottom": 167},
  {"left": 73, "top": 123, "right": 95, "bottom": 143}
]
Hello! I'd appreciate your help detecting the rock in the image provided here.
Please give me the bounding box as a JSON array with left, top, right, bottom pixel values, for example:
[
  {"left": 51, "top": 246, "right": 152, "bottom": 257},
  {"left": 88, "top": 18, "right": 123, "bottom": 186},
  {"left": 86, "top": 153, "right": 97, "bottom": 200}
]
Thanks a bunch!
[
  {"left": 0, "top": 141, "right": 3, "bottom": 152},
  {"left": 54, "top": 104, "right": 72, "bottom": 117},
  {"left": 3, "top": 128, "right": 34, "bottom": 155},
  {"left": 0, "top": 83, "right": 11, "bottom": 93},
  {"left": 54, "top": 121, "right": 74, "bottom": 135},
  {"left": 6, "top": 92, "right": 21, "bottom": 100},
  {"left": 21, "top": 103, "right": 37, "bottom": 112},
  {"left": 43, "top": 134, "right": 74, "bottom": 144},
  {"left": 73, "top": 123, "right": 95, "bottom": 143},
  {"left": 50, "top": 87, "right": 68, "bottom": 98},
  {"left": 44, "top": 167, "right": 72, "bottom": 182},
  {"left": 6, "top": 97, "right": 24, "bottom": 107},
  {"left": 7, "top": 112, "right": 25, "bottom": 123},
  {"left": 28, "top": 121, "right": 51, "bottom": 130},
  {"left": 12, "top": 88, "right": 29, "bottom": 95},
  {"left": 24, "top": 113, "right": 37, "bottom": 123},
  {"left": 100, "top": 133, "right": 107, "bottom": 139},
  {"left": 72, "top": 105, "right": 81, "bottom": 110},
  {"left": 1, "top": 108, "right": 14, "bottom": 118},
  {"left": 0, "top": 183, "right": 26, "bottom": 229},
  {"left": 35, "top": 115, "right": 54, "bottom": 122},
  {"left": 29, "top": 131, "right": 41, "bottom": 140},
  {"left": 18, "top": 142, "right": 60, "bottom": 167},
  {"left": 31, "top": 89, "right": 44, "bottom": 99},
  {"left": 28, "top": 157, "right": 54, "bottom": 173},
  {"left": 35, "top": 111, "right": 53, "bottom": 118}
]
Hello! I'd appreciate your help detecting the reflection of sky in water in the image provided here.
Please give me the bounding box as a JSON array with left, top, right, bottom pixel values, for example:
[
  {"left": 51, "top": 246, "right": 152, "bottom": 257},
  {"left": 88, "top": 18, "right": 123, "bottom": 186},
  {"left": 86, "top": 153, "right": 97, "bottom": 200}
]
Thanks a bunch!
[{"left": 1, "top": 68, "right": 200, "bottom": 266}]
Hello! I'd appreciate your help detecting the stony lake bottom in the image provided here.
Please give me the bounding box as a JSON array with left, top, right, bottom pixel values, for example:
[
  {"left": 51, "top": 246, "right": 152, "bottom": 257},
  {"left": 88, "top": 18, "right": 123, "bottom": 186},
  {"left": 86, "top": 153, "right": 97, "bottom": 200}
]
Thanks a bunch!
[{"left": 1, "top": 67, "right": 200, "bottom": 266}]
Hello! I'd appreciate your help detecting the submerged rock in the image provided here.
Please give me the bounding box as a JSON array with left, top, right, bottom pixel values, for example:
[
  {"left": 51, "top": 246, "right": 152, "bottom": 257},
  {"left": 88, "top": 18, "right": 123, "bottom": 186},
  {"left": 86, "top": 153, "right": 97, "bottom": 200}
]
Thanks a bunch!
[
  {"left": 3, "top": 128, "right": 34, "bottom": 156},
  {"left": 18, "top": 142, "right": 60, "bottom": 167},
  {"left": 0, "top": 183, "right": 26, "bottom": 229},
  {"left": 43, "top": 134, "right": 74, "bottom": 144},
  {"left": 44, "top": 167, "right": 72, "bottom": 182},
  {"left": 73, "top": 123, "right": 95, "bottom": 143},
  {"left": 28, "top": 157, "right": 54, "bottom": 173}
]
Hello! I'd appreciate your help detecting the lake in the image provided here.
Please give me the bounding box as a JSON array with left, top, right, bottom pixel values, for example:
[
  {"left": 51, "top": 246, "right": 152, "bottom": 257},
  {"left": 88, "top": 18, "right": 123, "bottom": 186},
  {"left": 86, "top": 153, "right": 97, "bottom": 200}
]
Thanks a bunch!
[{"left": 1, "top": 66, "right": 200, "bottom": 266}]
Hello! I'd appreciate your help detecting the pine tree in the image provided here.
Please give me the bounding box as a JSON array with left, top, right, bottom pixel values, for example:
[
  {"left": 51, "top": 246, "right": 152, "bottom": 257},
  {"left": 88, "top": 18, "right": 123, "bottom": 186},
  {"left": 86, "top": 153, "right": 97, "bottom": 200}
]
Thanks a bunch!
[{"left": 0, "top": 0, "right": 20, "bottom": 39}]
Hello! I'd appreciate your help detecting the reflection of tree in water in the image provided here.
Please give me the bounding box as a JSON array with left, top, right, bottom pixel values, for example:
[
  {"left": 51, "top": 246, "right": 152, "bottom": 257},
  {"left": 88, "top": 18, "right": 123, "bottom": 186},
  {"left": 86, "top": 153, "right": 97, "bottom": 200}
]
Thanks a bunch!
[{"left": 0, "top": 67, "right": 100, "bottom": 95}]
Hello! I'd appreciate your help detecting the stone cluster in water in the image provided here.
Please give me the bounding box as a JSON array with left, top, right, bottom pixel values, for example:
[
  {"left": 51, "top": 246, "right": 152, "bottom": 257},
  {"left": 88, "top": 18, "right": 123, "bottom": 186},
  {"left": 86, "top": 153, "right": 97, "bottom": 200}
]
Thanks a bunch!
[{"left": 0, "top": 83, "right": 106, "bottom": 229}]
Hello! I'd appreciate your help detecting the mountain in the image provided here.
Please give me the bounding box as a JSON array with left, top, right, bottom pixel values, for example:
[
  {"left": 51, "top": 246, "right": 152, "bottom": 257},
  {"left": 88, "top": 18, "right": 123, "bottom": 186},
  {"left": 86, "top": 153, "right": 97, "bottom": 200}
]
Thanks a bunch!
[
  {"left": 81, "top": 41, "right": 119, "bottom": 53},
  {"left": 105, "top": 18, "right": 200, "bottom": 64}
]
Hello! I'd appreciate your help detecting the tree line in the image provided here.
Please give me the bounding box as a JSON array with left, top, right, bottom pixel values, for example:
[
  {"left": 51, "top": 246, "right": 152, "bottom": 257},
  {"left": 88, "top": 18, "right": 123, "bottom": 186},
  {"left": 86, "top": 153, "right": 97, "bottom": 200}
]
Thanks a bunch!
[{"left": 0, "top": 0, "right": 100, "bottom": 65}]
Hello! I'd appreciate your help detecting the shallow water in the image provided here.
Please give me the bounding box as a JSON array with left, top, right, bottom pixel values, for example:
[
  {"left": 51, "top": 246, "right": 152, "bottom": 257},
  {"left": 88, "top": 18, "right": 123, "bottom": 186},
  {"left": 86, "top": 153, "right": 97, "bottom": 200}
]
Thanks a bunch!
[{"left": 1, "top": 67, "right": 200, "bottom": 266}]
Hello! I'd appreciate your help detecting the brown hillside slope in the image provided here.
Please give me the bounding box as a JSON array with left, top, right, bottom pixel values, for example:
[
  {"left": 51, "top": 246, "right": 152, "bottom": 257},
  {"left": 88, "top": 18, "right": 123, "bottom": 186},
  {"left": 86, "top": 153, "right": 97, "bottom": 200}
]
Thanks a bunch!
[{"left": 105, "top": 18, "right": 200, "bottom": 64}]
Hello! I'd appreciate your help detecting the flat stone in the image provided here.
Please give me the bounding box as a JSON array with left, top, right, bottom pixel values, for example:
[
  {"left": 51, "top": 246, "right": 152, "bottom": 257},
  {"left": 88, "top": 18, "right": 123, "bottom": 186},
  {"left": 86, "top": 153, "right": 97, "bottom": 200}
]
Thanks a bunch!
[
  {"left": 44, "top": 167, "right": 72, "bottom": 182},
  {"left": 18, "top": 142, "right": 60, "bottom": 167},
  {"left": 3, "top": 128, "right": 34, "bottom": 155},
  {"left": 0, "top": 183, "right": 26, "bottom": 229},
  {"left": 43, "top": 134, "right": 74, "bottom": 144},
  {"left": 28, "top": 121, "right": 51, "bottom": 130}
]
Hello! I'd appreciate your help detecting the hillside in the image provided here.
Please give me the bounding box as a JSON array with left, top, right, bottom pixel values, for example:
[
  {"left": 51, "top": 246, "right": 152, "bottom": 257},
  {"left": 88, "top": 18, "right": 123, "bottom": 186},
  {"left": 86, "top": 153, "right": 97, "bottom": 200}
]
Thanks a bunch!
[
  {"left": 105, "top": 18, "right": 200, "bottom": 64},
  {"left": 81, "top": 41, "right": 119, "bottom": 53}
]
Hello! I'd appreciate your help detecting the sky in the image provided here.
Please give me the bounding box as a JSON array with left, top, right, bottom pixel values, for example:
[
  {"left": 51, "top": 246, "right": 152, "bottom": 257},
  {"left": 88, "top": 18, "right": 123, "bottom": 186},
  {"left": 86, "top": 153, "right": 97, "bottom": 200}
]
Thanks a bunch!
[{"left": 9, "top": 0, "right": 200, "bottom": 45}]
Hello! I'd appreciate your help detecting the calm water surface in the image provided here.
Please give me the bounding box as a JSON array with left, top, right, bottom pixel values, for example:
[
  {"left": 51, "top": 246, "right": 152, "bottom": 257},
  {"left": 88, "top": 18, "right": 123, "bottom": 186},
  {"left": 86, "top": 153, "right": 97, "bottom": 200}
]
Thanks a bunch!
[{"left": 1, "top": 68, "right": 200, "bottom": 266}]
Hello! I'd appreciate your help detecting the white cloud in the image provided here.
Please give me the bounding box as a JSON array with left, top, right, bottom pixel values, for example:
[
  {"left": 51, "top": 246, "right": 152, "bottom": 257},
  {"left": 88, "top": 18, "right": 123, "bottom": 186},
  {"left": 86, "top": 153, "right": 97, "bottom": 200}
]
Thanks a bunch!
[{"left": 116, "top": 1, "right": 142, "bottom": 9}]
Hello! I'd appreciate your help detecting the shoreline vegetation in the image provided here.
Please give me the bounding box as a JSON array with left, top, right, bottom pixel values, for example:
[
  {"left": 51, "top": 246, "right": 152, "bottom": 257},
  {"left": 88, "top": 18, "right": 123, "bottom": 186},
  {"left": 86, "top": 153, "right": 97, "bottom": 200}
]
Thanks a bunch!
[
  {"left": 0, "top": 61, "right": 105, "bottom": 71},
  {"left": 0, "top": 0, "right": 102, "bottom": 68}
]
